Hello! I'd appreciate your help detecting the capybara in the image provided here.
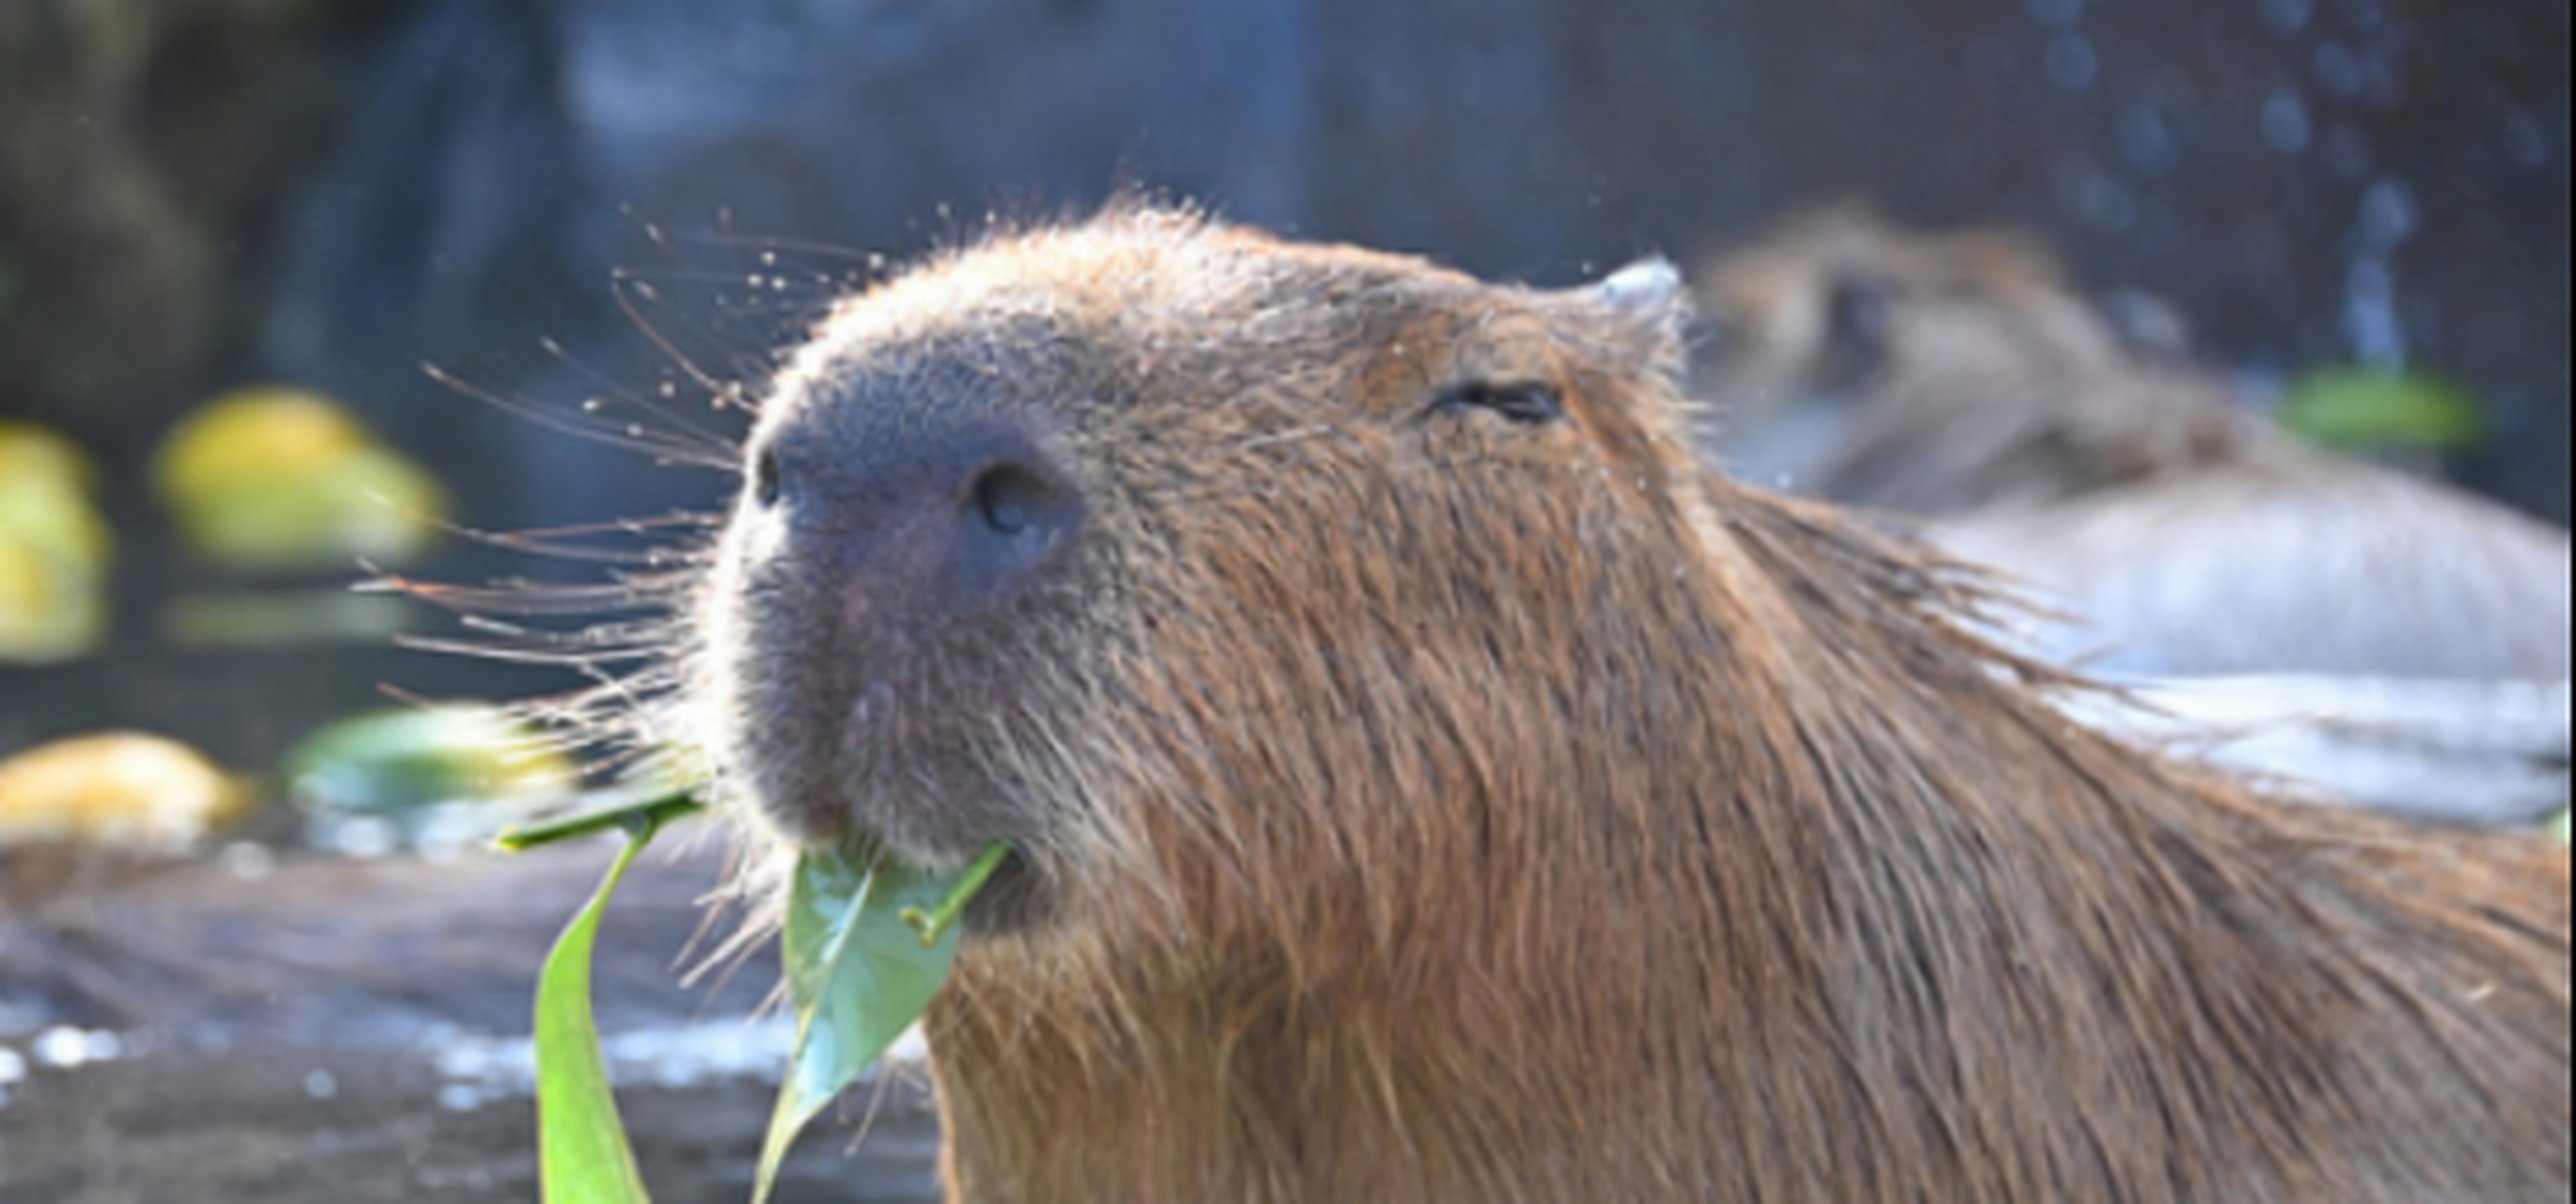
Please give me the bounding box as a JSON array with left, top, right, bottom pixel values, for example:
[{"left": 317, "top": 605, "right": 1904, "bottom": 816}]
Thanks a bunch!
[
  {"left": 1692, "top": 206, "right": 2261, "bottom": 514},
  {"left": 696, "top": 203, "right": 2571, "bottom": 1203},
  {"left": 1694, "top": 208, "right": 2572, "bottom": 685}
]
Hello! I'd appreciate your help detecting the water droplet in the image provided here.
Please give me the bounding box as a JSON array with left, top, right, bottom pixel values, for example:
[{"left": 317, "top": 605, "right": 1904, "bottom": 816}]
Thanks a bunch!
[
  {"left": 2259, "top": 0, "right": 2314, "bottom": 34},
  {"left": 305, "top": 1069, "right": 340, "bottom": 1100},
  {"left": 2262, "top": 90, "right": 2314, "bottom": 154},
  {"left": 2343, "top": 258, "right": 2406, "bottom": 367},
  {"left": 2117, "top": 107, "right": 2179, "bottom": 174},
  {"left": 2321, "top": 125, "right": 2376, "bottom": 179},
  {"left": 31, "top": 1027, "right": 123, "bottom": 1069},
  {"left": 2045, "top": 36, "right": 2099, "bottom": 90},
  {"left": 325, "top": 817, "right": 397, "bottom": 860},
  {"left": 2312, "top": 41, "right": 2364, "bottom": 99},
  {"left": 218, "top": 842, "right": 276, "bottom": 879},
  {"left": 2503, "top": 112, "right": 2551, "bottom": 168},
  {"left": 2078, "top": 176, "right": 2138, "bottom": 231},
  {"left": 2358, "top": 178, "right": 2418, "bottom": 247},
  {"left": 2026, "top": 0, "right": 2083, "bottom": 27},
  {"left": 760, "top": 251, "right": 780, "bottom": 267}
]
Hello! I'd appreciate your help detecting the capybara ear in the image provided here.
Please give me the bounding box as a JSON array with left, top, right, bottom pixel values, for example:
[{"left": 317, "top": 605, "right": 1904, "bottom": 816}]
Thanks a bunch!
[{"left": 1580, "top": 258, "right": 1694, "bottom": 374}]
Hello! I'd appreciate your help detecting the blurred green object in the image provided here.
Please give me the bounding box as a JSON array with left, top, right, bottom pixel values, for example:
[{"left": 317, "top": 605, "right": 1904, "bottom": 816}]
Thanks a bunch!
[
  {"left": 284, "top": 705, "right": 577, "bottom": 855},
  {"left": 2278, "top": 368, "right": 2488, "bottom": 453},
  {"left": 2549, "top": 810, "right": 2570, "bottom": 846},
  {"left": 161, "top": 587, "right": 412, "bottom": 651},
  {"left": 151, "top": 385, "right": 450, "bottom": 571},
  {"left": 0, "top": 421, "right": 113, "bottom": 662}
]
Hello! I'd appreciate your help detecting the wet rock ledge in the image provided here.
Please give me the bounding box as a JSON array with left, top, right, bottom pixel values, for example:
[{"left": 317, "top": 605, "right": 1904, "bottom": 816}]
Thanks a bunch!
[{"left": 0, "top": 840, "right": 942, "bottom": 1203}]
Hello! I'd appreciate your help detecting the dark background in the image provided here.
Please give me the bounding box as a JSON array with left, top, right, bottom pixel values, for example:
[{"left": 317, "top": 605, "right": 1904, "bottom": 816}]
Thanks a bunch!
[{"left": 1, "top": 0, "right": 2568, "bottom": 769}]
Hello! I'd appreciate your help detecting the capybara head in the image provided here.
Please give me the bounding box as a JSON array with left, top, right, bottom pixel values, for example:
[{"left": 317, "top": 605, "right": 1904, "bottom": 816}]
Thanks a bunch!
[
  {"left": 698, "top": 205, "right": 1723, "bottom": 941},
  {"left": 1695, "top": 208, "right": 2258, "bottom": 514},
  {"left": 1694, "top": 206, "right": 2073, "bottom": 404}
]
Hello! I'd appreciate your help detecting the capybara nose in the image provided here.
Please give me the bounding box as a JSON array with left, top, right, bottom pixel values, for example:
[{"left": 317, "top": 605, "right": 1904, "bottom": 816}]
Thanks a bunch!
[{"left": 756, "top": 422, "right": 1084, "bottom": 614}]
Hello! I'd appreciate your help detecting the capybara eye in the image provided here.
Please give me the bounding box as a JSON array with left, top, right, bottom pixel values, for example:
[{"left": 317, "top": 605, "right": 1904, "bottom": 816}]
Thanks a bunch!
[
  {"left": 751, "top": 447, "right": 783, "bottom": 507},
  {"left": 1432, "top": 380, "right": 1564, "bottom": 426},
  {"left": 1824, "top": 275, "right": 1894, "bottom": 351}
]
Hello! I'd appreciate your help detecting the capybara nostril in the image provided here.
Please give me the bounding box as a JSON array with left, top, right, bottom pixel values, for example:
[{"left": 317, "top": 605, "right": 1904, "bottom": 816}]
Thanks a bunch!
[
  {"left": 957, "top": 459, "right": 1081, "bottom": 589},
  {"left": 969, "top": 463, "right": 1054, "bottom": 538}
]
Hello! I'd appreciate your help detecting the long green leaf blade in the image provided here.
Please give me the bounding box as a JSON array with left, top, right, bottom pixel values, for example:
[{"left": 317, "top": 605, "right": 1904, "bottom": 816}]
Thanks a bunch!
[
  {"left": 751, "top": 841, "right": 972, "bottom": 1204},
  {"left": 534, "top": 820, "right": 667, "bottom": 1204}
]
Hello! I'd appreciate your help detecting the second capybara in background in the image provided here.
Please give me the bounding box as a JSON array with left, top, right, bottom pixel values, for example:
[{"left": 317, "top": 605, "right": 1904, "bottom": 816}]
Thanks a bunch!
[{"left": 1694, "top": 208, "right": 2571, "bottom": 686}]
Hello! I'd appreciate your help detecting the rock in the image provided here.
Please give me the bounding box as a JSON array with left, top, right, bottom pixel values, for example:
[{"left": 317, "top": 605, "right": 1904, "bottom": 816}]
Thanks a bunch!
[{"left": 0, "top": 839, "right": 942, "bottom": 1203}]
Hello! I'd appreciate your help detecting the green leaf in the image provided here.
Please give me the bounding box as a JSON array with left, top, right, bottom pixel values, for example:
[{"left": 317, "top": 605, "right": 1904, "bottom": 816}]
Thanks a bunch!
[
  {"left": 752, "top": 842, "right": 981, "bottom": 1204},
  {"left": 534, "top": 816, "right": 669, "bottom": 1204},
  {"left": 2279, "top": 368, "right": 2488, "bottom": 453}
]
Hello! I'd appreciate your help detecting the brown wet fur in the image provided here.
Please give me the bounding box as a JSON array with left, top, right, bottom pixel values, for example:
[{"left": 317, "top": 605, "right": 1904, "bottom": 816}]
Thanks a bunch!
[{"left": 698, "top": 203, "right": 2571, "bottom": 1203}]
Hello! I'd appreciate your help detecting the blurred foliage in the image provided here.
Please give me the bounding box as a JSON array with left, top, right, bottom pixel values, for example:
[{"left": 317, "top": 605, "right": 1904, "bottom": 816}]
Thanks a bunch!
[
  {"left": 0, "top": 732, "right": 251, "bottom": 854},
  {"left": 2279, "top": 368, "right": 2489, "bottom": 454},
  {"left": 2550, "top": 810, "right": 2570, "bottom": 846},
  {"left": 283, "top": 704, "right": 577, "bottom": 856},
  {"left": 0, "top": 421, "right": 114, "bottom": 663},
  {"left": 161, "top": 588, "right": 412, "bottom": 651},
  {"left": 151, "top": 385, "right": 450, "bottom": 571}
]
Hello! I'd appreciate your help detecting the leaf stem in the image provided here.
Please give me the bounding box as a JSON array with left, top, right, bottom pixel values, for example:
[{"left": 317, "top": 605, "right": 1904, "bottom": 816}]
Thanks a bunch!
[
  {"left": 496, "top": 789, "right": 705, "bottom": 852},
  {"left": 899, "top": 842, "right": 1014, "bottom": 947}
]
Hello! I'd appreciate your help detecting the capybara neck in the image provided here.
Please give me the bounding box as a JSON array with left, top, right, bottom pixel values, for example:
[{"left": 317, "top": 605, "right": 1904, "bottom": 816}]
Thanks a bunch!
[
  {"left": 928, "top": 483, "right": 2567, "bottom": 1204},
  {"left": 701, "top": 205, "right": 2570, "bottom": 1204}
]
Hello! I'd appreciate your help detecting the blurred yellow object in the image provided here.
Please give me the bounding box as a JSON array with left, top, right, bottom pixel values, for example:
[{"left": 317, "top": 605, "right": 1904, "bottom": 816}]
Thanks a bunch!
[
  {"left": 0, "top": 420, "right": 97, "bottom": 494},
  {"left": 153, "top": 387, "right": 370, "bottom": 501},
  {"left": 0, "top": 421, "right": 113, "bottom": 662},
  {"left": 0, "top": 732, "right": 252, "bottom": 853},
  {"left": 151, "top": 386, "right": 450, "bottom": 570}
]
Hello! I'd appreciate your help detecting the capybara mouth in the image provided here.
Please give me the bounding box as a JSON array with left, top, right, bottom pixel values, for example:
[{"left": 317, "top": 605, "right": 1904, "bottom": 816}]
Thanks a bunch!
[{"left": 705, "top": 421, "right": 1091, "bottom": 875}]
